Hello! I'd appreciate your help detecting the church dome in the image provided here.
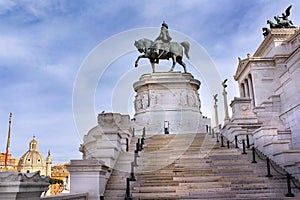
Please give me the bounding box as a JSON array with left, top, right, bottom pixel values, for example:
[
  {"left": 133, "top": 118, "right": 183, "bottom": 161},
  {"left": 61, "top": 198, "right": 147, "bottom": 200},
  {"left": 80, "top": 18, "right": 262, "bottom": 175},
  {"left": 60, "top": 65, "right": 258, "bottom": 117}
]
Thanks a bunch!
[{"left": 17, "top": 137, "right": 47, "bottom": 175}]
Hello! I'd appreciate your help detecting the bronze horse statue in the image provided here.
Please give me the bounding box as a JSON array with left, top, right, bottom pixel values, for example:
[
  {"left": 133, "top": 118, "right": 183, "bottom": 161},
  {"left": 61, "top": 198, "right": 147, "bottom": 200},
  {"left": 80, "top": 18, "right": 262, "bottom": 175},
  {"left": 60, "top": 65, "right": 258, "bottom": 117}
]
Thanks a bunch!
[{"left": 134, "top": 38, "right": 190, "bottom": 73}]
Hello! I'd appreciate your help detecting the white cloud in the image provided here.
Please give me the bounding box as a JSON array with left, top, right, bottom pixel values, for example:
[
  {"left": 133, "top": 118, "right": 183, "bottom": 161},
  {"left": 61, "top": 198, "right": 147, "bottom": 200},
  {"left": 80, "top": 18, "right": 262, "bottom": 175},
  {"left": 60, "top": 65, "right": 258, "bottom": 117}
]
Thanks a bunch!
[{"left": 0, "top": 0, "right": 15, "bottom": 14}]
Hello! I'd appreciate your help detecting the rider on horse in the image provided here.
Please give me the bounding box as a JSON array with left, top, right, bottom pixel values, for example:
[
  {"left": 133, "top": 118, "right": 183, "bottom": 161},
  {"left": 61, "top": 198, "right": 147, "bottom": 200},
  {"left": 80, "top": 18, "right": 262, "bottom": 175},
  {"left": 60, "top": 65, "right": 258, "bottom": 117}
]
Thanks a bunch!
[{"left": 151, "top": 21, "right": 172, "bottom": 62}]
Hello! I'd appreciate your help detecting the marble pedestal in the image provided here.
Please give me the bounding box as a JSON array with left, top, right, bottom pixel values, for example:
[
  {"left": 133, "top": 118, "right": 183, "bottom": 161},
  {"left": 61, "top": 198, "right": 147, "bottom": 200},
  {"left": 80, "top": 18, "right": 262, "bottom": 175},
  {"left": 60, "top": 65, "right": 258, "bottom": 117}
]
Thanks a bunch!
[
  {"left": 67, "top": 159, "right": 110, "bottom": 200},
  {"left": 133, "top": 72, "right": 210, "bottom": 135},
  {"left": 0, "top": 171, "right": 49, "bottom": 200},
  {"left": 80, "top": 113, "right": 131, "bottom": 168}
]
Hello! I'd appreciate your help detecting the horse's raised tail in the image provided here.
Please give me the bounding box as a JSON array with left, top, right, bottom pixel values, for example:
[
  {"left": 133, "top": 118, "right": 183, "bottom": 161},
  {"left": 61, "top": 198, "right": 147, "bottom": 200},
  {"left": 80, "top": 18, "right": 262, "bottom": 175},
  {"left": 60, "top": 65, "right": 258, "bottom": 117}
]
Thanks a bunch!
[{"left": 181, "top": 41, "right": 190, "bottom": 59}]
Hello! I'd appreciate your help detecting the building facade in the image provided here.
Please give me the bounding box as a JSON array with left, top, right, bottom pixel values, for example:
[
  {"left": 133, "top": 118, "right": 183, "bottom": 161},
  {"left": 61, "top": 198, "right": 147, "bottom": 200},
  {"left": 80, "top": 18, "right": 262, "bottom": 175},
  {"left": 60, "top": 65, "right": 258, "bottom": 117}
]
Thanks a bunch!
[
  {"left": 222, "top": 28, "right": 300, "bottom": 180},
  {"left": 0, "top": 153, "right": 19, "bottom": 172},
  {"left": 50, "top": 164, "right": 70, "bottom": 195},
  {"left": 17, "top": 137, "right": 52, "bottom": 177}
]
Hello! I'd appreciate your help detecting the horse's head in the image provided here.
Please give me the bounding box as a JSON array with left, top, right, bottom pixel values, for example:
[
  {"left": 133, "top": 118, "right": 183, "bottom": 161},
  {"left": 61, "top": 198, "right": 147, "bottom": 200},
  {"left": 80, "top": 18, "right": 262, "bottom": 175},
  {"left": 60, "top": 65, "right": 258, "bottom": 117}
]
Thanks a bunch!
[
  {"left": 134, "top": 40, "right": 144, "bottom": 53},
  {"left": 274, "top": 16, "right": 280, "bottom": 23}
]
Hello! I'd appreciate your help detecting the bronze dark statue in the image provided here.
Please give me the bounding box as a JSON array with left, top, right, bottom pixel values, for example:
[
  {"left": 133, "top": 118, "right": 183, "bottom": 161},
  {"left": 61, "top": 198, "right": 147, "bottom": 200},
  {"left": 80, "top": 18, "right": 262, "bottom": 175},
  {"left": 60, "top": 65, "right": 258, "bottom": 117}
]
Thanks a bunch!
[
  {"left": 134, "top": 22, "right": 190, "bottom": 73},
  {"left": 266, "top": 5, "right": 296, "bottom": 29},
  {"left": 262, "top": 5, "right": 297, "bottom": 36},
  {"left": 262, "top": 27, "right": 271, "bottom": 37}
]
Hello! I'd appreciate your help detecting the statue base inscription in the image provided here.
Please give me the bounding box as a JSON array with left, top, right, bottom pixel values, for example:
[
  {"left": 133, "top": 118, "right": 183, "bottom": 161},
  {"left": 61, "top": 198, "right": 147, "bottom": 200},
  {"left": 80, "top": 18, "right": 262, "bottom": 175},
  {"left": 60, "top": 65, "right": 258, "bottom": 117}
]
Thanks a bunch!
[{"left": 133, "top": 72, "right": 210, "bottom": 135}]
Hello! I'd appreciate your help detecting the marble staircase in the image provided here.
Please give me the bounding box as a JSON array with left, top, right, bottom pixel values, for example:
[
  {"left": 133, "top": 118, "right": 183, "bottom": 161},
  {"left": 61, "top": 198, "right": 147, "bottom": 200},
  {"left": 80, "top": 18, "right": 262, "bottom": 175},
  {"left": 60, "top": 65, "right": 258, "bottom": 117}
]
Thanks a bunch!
[{"left": 104, "top": 133, "right": 300, "bottom": 199}]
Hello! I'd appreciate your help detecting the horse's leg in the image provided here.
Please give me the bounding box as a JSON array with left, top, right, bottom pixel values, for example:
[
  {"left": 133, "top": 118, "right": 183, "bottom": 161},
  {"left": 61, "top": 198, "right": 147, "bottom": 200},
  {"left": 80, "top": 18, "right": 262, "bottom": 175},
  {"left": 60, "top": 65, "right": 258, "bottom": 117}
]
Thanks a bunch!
[
  {"left": 135, "top": 55, "right": 146, "bottom": 68},
  {"left": 151, "top": 62, "right": 155, "bottom": 73},
  {"left": 177, "top": 57, "right": 187, "bottom": 73},
  {"left": 169, "top": 55, "right": 176, "bottom": 72},
  {"left": 150, "top": 59, "right": 156, "bottom": 73}
]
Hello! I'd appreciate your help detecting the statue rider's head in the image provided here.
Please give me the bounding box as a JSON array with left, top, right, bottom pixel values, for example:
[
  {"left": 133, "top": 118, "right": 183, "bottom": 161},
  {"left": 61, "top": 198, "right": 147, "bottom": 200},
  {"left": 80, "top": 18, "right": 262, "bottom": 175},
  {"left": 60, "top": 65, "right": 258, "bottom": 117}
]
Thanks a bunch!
[{"left": 162, "top": 21, "right": 168, "bottom": 29}]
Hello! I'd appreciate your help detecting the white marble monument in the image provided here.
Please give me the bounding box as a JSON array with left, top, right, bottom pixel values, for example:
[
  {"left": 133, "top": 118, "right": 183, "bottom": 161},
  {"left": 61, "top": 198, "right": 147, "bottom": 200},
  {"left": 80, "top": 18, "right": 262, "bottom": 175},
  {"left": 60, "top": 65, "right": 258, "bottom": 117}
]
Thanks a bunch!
[
  {"left": 222, "top": 28, "right": 300, "bottom": 181},
  {"left": 133, "top": 72, "right": 210, "bottom": 135}
]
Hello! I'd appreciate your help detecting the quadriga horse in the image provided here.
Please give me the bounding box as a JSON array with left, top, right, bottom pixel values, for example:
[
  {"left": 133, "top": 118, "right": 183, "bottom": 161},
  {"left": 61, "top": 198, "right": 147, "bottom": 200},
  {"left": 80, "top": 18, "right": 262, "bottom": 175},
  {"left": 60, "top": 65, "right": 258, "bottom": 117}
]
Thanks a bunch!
[{"left": 134, "top": 38, "right": 190, "bottom": 73}]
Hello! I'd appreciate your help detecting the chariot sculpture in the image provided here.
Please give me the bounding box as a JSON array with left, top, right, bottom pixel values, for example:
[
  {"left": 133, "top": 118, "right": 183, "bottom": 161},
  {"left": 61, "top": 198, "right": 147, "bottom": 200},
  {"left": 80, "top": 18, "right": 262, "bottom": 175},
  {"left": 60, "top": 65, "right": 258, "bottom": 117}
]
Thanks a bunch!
[{"left": 263, "top": 5, "right": 297, "bottom": 37}]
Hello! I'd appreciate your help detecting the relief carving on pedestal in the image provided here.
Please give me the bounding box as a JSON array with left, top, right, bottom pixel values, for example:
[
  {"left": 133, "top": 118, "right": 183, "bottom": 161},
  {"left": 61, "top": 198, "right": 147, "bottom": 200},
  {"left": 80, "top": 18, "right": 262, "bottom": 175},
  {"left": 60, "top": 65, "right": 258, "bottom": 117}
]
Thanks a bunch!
[
  {"left": 180, "top": 90, "right": 187, "bottom": 106},
  {"left": 241, "top": 105, "right": 249, "bottom": 111},
  {"left": 135, "top": 91, "right": 150, "bottom": 111},
  {"left": 134, "top": 95, "right": 142, "bottom": 111},
  {"left": 141, "top": 92, "right": 149, "bottom": 109},
  {"left": 150, "top": 91, "right": 157, "bottom": 107},
  {"left": 187, "top": 91, "right": 200, "bottom": 108}
]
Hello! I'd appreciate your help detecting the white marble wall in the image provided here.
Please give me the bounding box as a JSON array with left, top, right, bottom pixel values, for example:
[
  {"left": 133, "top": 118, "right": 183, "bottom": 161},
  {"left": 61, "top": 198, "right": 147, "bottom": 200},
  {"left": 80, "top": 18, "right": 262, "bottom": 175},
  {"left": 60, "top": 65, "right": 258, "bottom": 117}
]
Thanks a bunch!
[
  {"left": 133, "top": 72, "right": 210, "bottom": 135},
  {"left": 278, "top": 47, "right": 300, "bottom": 149},
  {"left": 80, "top": 113, "right": 131, "bottom": 168}
]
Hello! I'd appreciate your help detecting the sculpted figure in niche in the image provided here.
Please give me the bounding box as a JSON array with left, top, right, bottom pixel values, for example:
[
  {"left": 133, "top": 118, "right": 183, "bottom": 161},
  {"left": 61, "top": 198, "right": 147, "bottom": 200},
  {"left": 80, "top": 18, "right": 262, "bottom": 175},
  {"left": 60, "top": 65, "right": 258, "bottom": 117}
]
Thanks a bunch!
[
  {"left": 142, "top": 92, "right": 149, "bottom": 109},
  {"left": 180, "top": 91, "right": 187, "bottom": 106},
  {"left": 195, "top": 92, "right": 201, "bottom": 110},
  {"left": 134, "top": 95, "right": 142, "bottom": 111},
  {"left": 187, "top": 92, "right": 196, "bottom": 107},
  {"left": 150, "top": 92, "right": 157, "bottom": 107}
]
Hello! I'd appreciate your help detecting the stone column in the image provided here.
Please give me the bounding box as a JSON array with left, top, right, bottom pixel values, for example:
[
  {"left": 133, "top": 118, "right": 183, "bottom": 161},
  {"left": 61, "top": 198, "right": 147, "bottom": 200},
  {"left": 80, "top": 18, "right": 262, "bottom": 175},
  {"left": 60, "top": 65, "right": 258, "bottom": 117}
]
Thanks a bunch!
[
  {"left": 248, "top": 74, "right": 255, "bottom": 106},
  {"left": 244, "top": 79, "right": 249, "bottom": 97},
  {"left": 67, "top": 159, "right": 110, "bottom": 200},
  {"left": 240, "top": 83, "right": 245, "bottom": 97},
  {"left": 222, "top": 79, "right": 230, "bottom": 122},
  {"left": 213, "top": 94, "right": 219, "bottom": 130}
]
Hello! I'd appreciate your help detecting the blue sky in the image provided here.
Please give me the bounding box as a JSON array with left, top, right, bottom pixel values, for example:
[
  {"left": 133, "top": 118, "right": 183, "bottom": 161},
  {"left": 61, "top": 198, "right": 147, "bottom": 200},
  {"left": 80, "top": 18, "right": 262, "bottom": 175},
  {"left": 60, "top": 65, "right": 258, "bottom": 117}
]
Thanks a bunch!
[{"left": 0, "top": 0, "right": 299, "bottom": 164}]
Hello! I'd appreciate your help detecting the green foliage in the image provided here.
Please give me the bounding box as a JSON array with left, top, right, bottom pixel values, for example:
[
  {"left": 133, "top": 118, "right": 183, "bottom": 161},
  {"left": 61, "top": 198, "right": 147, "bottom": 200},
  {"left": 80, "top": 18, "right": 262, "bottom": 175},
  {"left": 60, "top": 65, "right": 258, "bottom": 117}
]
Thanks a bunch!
[{"left": 49, "top": 178, "right": 63, "bottom": 185}]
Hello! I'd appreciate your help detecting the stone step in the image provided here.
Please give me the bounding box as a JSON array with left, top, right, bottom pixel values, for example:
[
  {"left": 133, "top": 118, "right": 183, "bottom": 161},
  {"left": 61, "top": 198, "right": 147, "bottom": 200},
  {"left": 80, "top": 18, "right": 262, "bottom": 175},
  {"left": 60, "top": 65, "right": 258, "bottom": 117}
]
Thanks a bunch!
[
  {"left": 173, "top": 176, "right": 222, "bottom": 182},
  {"left": 137, "top": 181, "right": 179, "bottom": 187},
  {"left": 104, "top": 189, "right": 126, "bottom": 197},
  {"left": 133, "top": 186, "right": 177, "bottom": 193},
  {"left": 179, "top": 182, "right": 231, "bottom": 188},
  {"left": 176, "top": 187, "right": 232, "bottom": 195},
  {"left": 131, "top": 191, "right": 178, "bottom": 199},
  {"left": 104, "top": 133, "right": 300, "bottom": 199},
  {"left": 178, "top": 191, "right": 236, "bottom": 199}
]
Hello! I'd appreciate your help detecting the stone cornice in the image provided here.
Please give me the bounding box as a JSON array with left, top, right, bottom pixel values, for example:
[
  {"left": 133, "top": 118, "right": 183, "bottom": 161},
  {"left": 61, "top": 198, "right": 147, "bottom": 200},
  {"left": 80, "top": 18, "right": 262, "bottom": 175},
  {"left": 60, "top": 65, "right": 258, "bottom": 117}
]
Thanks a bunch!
[
  {"left": 67, "top": 159, "right": 109, "bottom": 174},
  {"left": 234, "top": 57, "right": 275, "bottom": 80},
  {"left": 254, "top": 28, "right": 299, "bottom": 57},
  {"left": 133, "top": 72, "right": 200, "bottom": 91},
  {"left": 286, "top": 28, "right": 300, "bottom": 43}
]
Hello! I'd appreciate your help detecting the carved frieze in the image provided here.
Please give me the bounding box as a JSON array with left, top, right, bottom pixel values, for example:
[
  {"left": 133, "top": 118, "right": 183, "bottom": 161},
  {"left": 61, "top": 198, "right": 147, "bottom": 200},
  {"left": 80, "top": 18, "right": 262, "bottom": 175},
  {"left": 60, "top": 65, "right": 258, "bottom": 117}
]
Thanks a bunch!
[{"left": 0, "top": 171, "right": 49, "bottom": 183}]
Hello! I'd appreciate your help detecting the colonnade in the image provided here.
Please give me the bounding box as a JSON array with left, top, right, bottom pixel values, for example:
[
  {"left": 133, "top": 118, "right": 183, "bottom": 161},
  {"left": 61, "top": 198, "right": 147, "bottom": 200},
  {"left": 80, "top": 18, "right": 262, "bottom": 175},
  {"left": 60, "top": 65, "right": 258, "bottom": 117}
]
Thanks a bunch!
[{"left": 240, "top": 74, "right": 255, "bottom": 106}]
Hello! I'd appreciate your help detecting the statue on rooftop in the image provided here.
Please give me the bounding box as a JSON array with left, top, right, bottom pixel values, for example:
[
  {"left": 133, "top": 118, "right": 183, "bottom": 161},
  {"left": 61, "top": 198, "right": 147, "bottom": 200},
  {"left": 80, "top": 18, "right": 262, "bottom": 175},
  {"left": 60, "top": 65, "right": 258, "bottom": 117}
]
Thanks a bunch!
[
  {"left": 134, "top": 21, "right": 190, "bottom": 73},
  {"left": 263, "top": 5, "right": 297, "bottom": 36},
  {"left": 266, "top": 5, "right": 296, "bottom": 29}
]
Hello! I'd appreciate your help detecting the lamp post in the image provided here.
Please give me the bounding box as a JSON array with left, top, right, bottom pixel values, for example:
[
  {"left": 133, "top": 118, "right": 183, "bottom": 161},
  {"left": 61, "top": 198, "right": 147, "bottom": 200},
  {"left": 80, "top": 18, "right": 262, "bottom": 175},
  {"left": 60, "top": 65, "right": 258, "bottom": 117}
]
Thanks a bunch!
[{"left": 213, "top": 94, "right": 219, "bottom": 132}]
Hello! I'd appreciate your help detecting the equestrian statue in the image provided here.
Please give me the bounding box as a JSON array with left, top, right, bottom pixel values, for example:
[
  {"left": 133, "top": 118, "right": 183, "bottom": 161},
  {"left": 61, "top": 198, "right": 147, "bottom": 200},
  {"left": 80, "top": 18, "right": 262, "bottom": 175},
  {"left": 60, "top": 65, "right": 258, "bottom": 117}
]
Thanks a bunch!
[{"left": 134, "top": 21, "right": 190, "bottom": 73}]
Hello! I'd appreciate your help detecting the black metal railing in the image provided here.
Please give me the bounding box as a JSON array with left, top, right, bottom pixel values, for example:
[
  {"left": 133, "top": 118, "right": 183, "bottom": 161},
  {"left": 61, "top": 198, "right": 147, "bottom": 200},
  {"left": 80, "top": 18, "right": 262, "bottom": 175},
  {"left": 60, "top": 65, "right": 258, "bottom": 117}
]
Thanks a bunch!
[
  {"left": 125, "top": 127, "right": 146, "bottom": 200},
  {"left": 218, "top": 133, "right": 300, "bottom": 198}
]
